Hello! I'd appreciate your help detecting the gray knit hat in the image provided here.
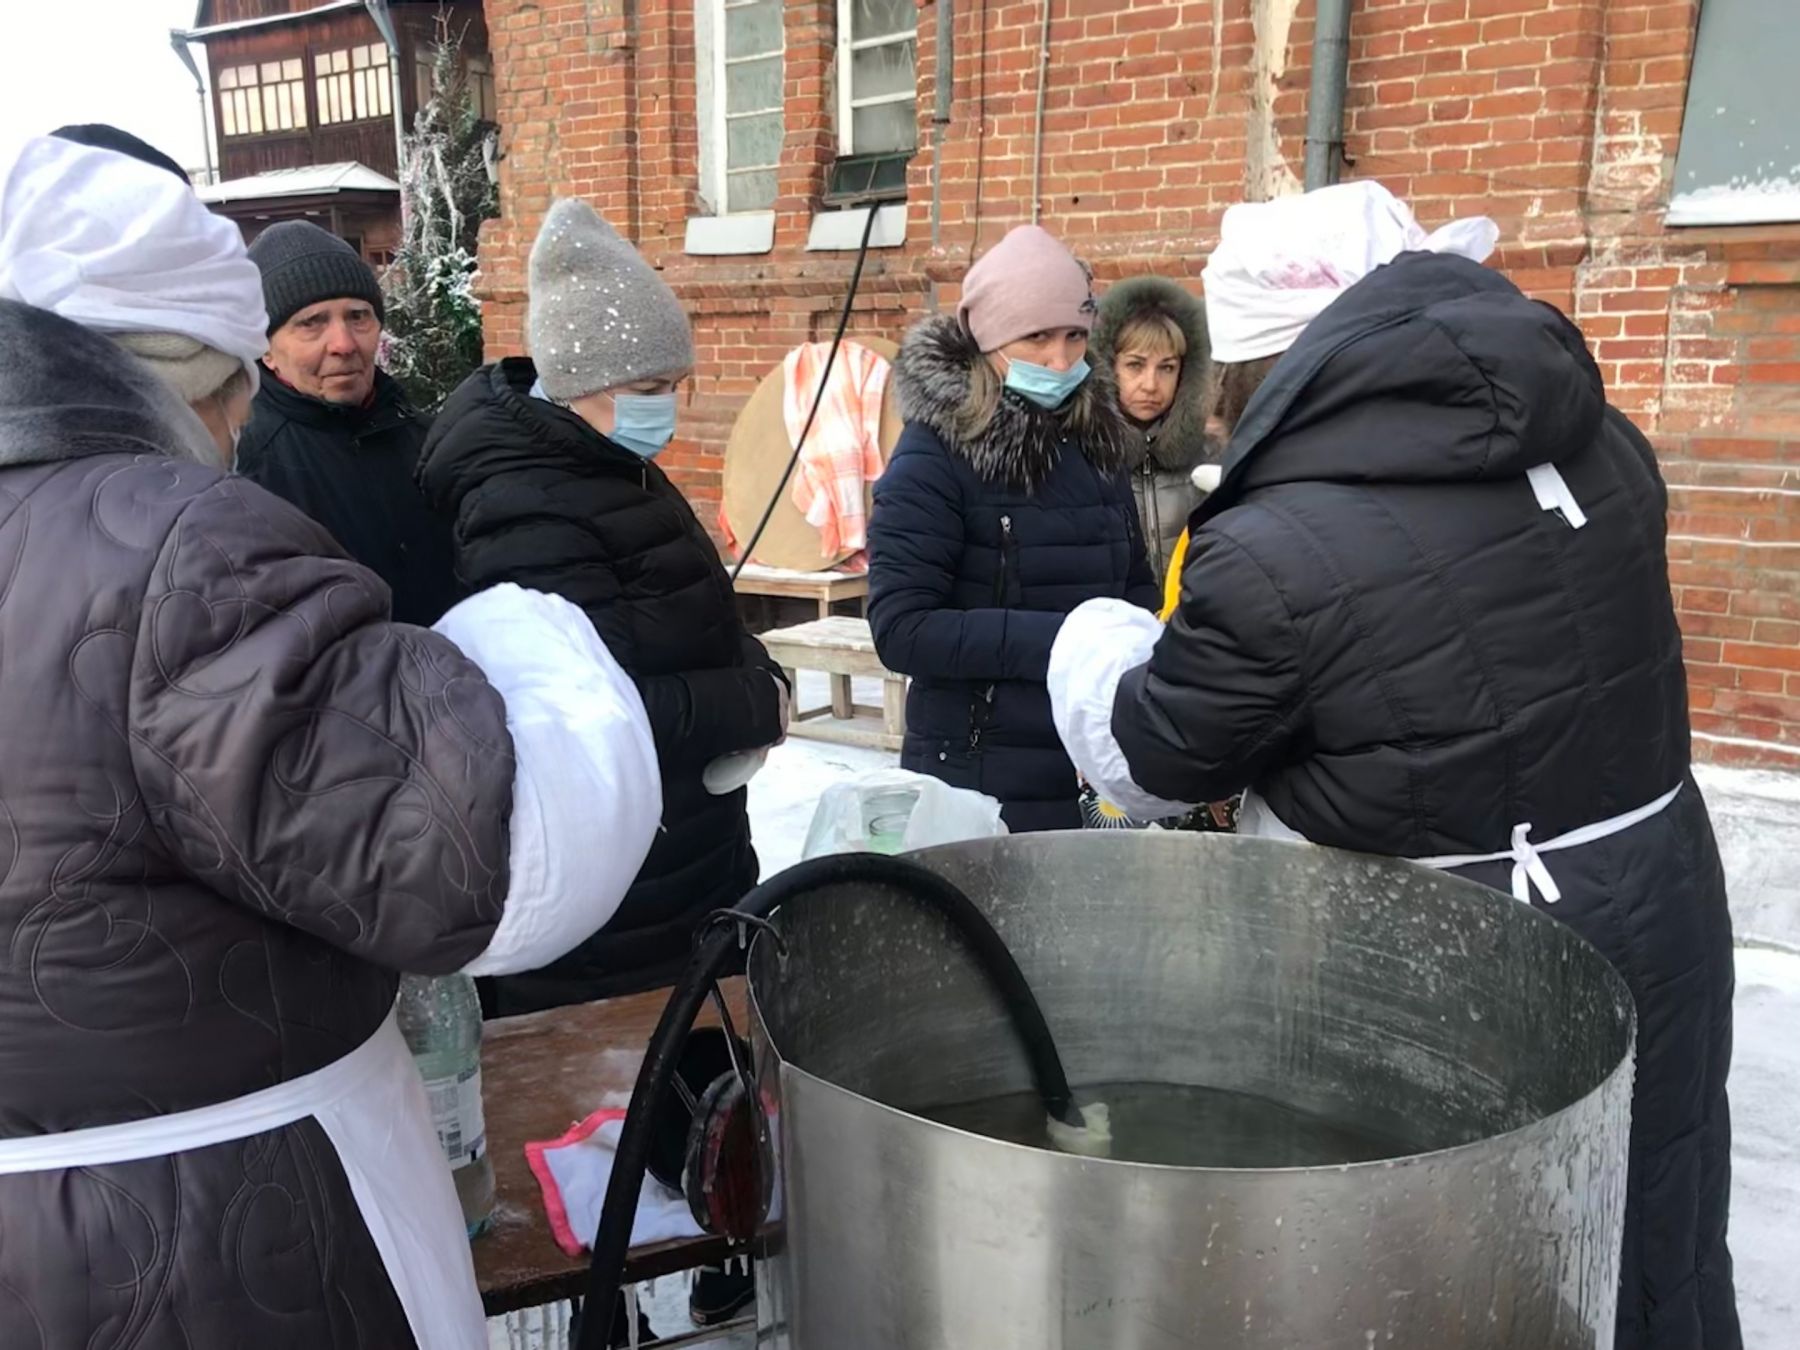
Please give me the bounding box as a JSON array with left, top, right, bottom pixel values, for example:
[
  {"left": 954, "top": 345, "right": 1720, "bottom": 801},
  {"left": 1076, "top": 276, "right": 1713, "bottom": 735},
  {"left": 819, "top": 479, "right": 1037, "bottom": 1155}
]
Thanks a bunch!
[
  {"left": 246, "top": 220, "right": 385, "bottom": 334},
  {"left": 529, "top": 197, "right": 694, "bottom": 402}
]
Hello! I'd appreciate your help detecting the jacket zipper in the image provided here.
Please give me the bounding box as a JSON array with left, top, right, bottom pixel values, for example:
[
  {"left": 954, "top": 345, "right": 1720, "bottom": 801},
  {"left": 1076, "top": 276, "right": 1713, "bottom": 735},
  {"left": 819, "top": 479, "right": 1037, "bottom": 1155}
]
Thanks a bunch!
[{"left": 970, "top": 514, "right": 1015, "bottom": 753}]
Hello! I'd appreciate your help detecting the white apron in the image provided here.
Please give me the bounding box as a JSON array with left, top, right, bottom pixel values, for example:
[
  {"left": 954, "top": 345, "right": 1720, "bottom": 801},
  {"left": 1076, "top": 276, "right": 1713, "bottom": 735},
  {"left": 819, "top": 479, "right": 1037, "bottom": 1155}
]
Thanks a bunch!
[
  {"left": 0, "top": 1013, "right": 489, "bottom": 1349},
  {"left": 1238, "top": 782, "right": 1684, "bottom": 904}
]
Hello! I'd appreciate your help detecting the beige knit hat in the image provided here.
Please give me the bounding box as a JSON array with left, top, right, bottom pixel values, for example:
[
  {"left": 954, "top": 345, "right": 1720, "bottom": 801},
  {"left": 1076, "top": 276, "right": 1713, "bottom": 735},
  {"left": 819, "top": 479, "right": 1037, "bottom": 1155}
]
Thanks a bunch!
[{"left": 108, "top": 331, "right": 255, "bottom": 404}]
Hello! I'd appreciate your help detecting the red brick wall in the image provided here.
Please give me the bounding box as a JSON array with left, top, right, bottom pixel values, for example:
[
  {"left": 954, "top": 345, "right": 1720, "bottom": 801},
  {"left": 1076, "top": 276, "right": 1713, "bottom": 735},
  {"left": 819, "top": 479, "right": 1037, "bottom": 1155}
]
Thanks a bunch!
[{"left": 478, "top": 0, "right": 1800, "bottom": 766}]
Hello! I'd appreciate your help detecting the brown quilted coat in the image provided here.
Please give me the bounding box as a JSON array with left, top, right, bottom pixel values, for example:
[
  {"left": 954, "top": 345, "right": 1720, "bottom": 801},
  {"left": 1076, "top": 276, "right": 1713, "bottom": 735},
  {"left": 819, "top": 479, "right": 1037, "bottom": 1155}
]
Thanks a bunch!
[{"left": 0, "top": 301, "right": 515, "bottom": 1348}]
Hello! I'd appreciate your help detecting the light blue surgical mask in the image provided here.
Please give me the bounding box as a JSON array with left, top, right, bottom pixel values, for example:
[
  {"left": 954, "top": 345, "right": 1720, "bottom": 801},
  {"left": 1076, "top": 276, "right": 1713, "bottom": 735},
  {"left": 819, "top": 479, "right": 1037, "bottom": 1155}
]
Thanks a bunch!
[
  {"left": 1004, "top": 355, "right": 1090, "bottom": 410},
  {"left": 607, "top": 392, "right": 679, "bottom": 459}
]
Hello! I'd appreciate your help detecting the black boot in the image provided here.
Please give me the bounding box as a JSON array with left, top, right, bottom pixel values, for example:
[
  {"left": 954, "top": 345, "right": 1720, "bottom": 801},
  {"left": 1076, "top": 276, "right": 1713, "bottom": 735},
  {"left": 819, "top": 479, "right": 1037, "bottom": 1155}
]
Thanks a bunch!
[{"left": 689, "top": 1258, "right": 755, "bottom": 1327}]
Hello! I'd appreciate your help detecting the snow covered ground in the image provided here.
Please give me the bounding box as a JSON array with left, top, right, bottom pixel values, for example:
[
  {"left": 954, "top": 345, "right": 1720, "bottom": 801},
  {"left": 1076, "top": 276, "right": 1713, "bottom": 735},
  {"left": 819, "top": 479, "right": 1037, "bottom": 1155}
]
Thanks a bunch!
[{"left": 497, "top": 697, "right": 1800, "bottom": 1347}]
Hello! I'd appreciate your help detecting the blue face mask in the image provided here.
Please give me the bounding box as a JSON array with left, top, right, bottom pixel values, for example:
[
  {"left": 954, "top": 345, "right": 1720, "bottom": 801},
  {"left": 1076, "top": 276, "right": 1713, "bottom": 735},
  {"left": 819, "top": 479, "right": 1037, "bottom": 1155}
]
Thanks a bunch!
[
  {"left": 1004, "top": 355, "right": 1091, "bottom": 410},
  {"left": 608, "top": 392, "right": 679, "bottom": 460}
]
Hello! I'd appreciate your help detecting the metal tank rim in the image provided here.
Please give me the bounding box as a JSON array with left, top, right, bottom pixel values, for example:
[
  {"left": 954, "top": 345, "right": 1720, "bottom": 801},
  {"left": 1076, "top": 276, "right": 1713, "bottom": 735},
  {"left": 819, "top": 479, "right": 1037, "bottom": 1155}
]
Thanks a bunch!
[{"left": 745, "top": 833, "right": 1638, "bottom": 1179}]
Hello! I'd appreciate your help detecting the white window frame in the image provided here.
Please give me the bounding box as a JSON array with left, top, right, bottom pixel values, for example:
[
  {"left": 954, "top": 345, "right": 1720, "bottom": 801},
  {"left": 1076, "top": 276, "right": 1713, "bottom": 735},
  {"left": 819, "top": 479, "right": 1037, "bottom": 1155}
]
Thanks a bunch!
[
  {"left": 835, "top": 0, "right": 917, "bottom": 157},
  {"left": 702, "top": 0, "right": 784, "bottom": 216}
]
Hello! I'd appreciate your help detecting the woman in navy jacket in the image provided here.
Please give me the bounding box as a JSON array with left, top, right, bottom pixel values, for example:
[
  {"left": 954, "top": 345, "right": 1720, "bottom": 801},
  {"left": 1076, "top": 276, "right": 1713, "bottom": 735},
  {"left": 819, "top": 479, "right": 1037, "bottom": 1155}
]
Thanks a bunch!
[{"left": 868, "top": 225, "right": 1159, "bottom": 832}]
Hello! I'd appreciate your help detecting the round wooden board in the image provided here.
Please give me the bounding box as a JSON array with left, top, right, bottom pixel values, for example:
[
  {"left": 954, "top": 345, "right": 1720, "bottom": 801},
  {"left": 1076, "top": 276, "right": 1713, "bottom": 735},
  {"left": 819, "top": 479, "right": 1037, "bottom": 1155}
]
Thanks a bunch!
[{"left": 720, "top": 336, "right": 905, "bottom": 573}]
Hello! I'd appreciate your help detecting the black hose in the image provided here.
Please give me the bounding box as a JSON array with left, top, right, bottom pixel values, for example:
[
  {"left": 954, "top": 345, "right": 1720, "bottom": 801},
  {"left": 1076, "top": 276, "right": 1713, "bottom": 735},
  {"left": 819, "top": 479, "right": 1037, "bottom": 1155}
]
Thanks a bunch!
[
  {"left": 729, "top": 201, "right": 881, "bottom": 583},
  {"left": 573, "top": 852, "right": 1081, "bottom": 1348}
]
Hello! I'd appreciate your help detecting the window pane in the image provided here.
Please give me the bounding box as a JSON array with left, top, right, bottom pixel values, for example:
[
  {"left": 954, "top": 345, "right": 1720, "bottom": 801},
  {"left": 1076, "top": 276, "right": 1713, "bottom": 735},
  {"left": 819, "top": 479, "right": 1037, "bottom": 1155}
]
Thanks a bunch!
[
  {"left": 377, "top": 69, "right": 391, "bottom": 116},
  {"left": 237, "top": 65, "right": 257, "bottom": 86},
  {"left": 333, "top": 50, "right": 349, "bottom": 73},
  {"left": 725, "top": 0, "right": 782, "bottom": 59},
  {"left": 245, "top": 90, "right": 263, "bottom": 134},
  {"left": 283, "top": 58, "right": 303, "bottom": 81},
  {"left": 220, "top": 66, "right": 238, "bottom": 90},
  {"left": 370, "top": 41, "right": 387, "bottom": 65},
  {"left": 354, "top": 72, "right": 369, "bottom": 120},
  {"left": 261, "top": 62, "right": 281, "bottom": 82},
  {"left": 725, "top": 55, "right": 782, "bottom": 114},
  {"left": 263, "top": 86, "right": 279, "bottom": 129},
  {"left": 851, "top": 39, "right": 915, "bottom": 102},
  {"left": 292, "top": 84, "right": 307, "bottom": 128},
  {"left": 276, "top": 83, "right": 292, "bottom": 128},
  {"left": 852, "top": 99, "right": 916, "bottom": 154},
  {"left": 726, "top": 167, "right": 778, "bottom": 213},
  {"left": 222, "top": 96, "right": 238, "bottom": 136},
  {"left": 353, "top": 45, "right": 369, "bottom": 69},
  {"left": 726, "top": 111, "right": 784, "bottom": 170},
  {"left": 852, "top": 0, "right": 915, "bottom": 41}
]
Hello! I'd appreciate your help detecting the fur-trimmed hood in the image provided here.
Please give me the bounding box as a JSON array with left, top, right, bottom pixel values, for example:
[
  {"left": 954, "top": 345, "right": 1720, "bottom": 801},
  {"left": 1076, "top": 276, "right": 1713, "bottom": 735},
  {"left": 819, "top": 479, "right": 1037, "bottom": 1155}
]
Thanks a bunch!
[
  {"left": 893, "top": 313, "right": 1126, "bottom": 490},
  {"left": 1090, "top": 275, "right": 1213, "bottom": 474},
  {"left": 0, "top": 299, "right": 221, "bottom": 471}
]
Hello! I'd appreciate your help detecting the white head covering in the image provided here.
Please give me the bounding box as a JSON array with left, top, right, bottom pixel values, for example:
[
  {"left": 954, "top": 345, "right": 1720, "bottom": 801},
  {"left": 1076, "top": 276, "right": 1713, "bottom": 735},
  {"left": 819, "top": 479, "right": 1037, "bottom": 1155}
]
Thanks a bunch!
[
  {"left": 0, "top": 136, "right": 268, "bottom": 389},
  {"left": 1202, "top": 180, "right": 1500, "bottom": 364}
]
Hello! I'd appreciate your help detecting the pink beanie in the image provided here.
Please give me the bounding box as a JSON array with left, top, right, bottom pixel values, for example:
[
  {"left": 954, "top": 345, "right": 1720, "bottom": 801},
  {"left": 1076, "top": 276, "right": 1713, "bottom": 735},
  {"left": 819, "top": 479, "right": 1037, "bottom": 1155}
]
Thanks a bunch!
[{"left": 957, "top": 225, "right": 1098, "bottom": 353}]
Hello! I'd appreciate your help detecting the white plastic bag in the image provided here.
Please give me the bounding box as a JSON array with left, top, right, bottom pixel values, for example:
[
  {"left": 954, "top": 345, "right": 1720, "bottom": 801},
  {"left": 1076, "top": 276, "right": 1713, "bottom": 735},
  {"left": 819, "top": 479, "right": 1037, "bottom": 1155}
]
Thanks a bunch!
[{"left": 801, "top": 769, "right": 1008, "bottom": 859}]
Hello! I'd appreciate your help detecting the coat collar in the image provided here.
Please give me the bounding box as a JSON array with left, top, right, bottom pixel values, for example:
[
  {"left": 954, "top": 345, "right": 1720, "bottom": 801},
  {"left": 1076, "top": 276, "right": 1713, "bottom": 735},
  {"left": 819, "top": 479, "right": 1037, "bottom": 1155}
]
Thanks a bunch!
[
  {"left": 892, "top": 314, "right": 1126, "bottom": 491},
  {"left": 0, "top": 299, "right": 221, "bottom": 471}
]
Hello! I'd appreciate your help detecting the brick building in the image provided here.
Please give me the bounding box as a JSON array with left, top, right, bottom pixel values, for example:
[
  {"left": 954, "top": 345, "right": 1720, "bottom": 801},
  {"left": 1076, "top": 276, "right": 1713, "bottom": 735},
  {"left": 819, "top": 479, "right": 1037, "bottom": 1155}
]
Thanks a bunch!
[{"left": 474, "top": 0, "right": 1800, "bottom": 767}]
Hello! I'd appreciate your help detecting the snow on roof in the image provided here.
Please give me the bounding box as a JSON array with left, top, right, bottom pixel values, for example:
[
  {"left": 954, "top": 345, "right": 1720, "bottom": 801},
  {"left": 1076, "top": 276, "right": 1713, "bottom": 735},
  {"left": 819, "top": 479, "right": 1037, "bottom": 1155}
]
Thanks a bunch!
[
  {"left": 198, "top": 162, "right": 401, "bottom": 205},
  {"left": 180, "top": 0, "right": 363, "bottom": 41}
]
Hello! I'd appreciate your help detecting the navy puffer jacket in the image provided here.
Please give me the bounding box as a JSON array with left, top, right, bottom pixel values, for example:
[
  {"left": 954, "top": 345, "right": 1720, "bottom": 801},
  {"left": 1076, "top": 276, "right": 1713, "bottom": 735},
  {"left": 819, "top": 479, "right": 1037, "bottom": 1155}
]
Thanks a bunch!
[{"left": 870, "top": 316, "right": 1160, "bottom": 832}]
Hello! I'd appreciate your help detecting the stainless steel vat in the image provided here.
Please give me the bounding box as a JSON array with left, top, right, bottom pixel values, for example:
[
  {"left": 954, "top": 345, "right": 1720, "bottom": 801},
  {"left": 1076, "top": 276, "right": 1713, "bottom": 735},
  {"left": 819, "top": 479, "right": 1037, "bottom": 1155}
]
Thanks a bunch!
[{"left": 747, "top": 832, "right": 1635, "bottom": 1349}]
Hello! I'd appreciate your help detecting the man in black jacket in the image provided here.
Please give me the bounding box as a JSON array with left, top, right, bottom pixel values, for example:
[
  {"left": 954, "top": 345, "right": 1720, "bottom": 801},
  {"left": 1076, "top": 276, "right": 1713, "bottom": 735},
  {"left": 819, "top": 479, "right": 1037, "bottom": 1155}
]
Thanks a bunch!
[
  {"left": 1053, "top": 181, "right": 1739, "bottom": 1350},
  {"left": 238, "top": 221, "right": 462, "bottom": 626}
]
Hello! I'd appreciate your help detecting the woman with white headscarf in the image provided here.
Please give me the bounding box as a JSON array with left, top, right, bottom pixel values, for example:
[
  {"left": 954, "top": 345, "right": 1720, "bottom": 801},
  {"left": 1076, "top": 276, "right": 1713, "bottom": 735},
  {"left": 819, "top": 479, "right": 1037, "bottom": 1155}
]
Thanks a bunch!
[
  {"left": 1050, "top": 180, "right": 1739, "bottom": 1350},
  {"left": 0, "top": 136, "right": 661, "bottom": 1348}
]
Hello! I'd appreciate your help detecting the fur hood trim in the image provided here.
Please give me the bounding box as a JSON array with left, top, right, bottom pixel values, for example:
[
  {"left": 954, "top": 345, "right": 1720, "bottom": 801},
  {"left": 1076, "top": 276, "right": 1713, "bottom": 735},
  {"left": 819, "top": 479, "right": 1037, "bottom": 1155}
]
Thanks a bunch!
[
  {"left": 0, "top": 300, "right": 222, "bottom": 471},
  {"left": 1091, "top": 275, "right": 1213, "bottom": 473},
  {"left": 893, "top": 313, "right": 1126, "bottom": 489}
]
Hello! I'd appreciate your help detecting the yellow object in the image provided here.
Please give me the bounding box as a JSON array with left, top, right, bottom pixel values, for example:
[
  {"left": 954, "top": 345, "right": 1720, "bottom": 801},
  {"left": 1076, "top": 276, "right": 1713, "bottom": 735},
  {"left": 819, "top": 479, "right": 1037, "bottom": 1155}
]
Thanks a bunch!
[{"left": 1159, "top": 528, "right": 1191, "bottom": 621}]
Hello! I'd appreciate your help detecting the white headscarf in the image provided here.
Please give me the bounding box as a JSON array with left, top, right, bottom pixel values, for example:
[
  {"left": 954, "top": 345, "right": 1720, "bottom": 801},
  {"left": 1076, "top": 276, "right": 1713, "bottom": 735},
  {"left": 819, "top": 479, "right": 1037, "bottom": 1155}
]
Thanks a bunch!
[
  {"left": 0, "top": 136, "right": 268, "bottom": 383},
  {"left": 1202, "top": 180, "right": 1500, "bottom": 364}
]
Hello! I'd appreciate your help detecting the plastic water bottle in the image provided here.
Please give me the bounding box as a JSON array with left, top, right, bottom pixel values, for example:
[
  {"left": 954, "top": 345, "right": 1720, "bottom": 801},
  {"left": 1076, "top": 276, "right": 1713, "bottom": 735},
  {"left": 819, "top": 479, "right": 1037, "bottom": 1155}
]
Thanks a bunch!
[{"left": 396, "top": 973, "right": 496, "bottom": 1238}]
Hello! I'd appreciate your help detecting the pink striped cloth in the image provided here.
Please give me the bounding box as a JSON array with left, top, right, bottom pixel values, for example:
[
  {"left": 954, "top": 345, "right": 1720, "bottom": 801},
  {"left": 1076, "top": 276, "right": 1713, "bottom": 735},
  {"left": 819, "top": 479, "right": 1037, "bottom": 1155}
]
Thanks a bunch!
[{"left": 784, "top": 340, "right": 891, "bottom": 567}]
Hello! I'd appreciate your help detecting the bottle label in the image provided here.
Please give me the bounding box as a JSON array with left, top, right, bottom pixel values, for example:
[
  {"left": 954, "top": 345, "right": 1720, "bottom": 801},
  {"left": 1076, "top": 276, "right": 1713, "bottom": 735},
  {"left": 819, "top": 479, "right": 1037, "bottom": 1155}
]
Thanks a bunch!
[{"left": 422, "top": 1066, "right": 487, "bottom": 1170}]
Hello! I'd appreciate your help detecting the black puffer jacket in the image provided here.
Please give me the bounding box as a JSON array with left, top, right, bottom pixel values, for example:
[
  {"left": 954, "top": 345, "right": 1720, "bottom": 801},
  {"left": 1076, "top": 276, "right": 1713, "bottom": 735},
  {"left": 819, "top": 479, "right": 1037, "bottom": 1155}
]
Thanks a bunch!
[
  {"left": 236, "top": 369, "right": 464, "bottom": 625},
  {"left": 418, "top": 359, "right": 784, "bottom": 1010},
  {"left": 0, "top": 300, "right": 514, "bottom": 1349},
  {"left": 1090, "top": 276, "right": 1214, "bottom": 579},
  {"left": 1113, "top": 252, "right": 1738, "bottom": 1350},
  {"left": 869, "top": 316, "right": 1160, "bottom": 833}
]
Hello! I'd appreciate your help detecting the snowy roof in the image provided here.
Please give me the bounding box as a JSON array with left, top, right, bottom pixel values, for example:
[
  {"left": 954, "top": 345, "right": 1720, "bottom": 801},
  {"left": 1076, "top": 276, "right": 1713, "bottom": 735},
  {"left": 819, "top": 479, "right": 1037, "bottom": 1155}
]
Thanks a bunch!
[
  {"left": 181, "top": 0, "right": 363, "bottom": 41},
  {"left": 198, "top": 162, "right": 400, "bottom": 205}
]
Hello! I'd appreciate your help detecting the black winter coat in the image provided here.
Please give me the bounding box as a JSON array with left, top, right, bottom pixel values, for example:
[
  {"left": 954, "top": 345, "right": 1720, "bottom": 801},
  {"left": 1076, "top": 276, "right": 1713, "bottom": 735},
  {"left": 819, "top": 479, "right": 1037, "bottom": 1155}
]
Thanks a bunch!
[
  {"left": 1113, "top": 252, "right": 1738, "bottom": 1350},
  {"left": 870, "top": 317, "right": 1160, "bottom": 833},
  {"left": 236, "top": 369, "right": 464, "bottom": 625},
  {"left": 418, "top": 359, "right": 785, "bottom": 1009}
]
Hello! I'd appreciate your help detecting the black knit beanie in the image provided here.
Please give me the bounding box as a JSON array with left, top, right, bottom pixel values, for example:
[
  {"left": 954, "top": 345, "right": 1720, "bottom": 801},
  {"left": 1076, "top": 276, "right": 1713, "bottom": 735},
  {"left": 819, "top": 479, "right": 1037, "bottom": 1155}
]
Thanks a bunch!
[{"left": 246, "top": 220, "right": 386, "bottom": 334}]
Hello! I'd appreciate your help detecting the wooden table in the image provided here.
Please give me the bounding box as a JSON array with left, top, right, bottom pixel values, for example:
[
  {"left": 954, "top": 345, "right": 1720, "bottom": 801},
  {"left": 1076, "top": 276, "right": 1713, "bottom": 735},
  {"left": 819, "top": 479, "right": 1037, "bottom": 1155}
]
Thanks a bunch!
[
  {"left": 759, "top": 615, "right": 906, "bottom": 752},
  {"left": 475, "top": 982, "right": 749, "bottom": 1318},
  {"left": 732, "top": 563, "right": 870, "bottom": 619}
]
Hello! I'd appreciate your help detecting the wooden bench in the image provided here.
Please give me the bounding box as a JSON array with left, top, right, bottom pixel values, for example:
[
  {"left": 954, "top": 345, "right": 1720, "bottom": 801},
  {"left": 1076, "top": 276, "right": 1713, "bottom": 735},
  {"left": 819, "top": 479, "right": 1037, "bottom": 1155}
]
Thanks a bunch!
[
  {"left": 759, "top": 616, "right": 905, "bottom": 752},
  {"left": 732, "top": 563, "right": 870, "bottom": 620}
]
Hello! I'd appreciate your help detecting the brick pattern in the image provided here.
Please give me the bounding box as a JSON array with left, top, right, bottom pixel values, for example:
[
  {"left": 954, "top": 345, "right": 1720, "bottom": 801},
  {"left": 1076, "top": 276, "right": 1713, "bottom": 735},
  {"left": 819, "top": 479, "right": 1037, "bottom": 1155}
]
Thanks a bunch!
[{"left": 477, "top": 0, "right": 1800, "bottom": 763}]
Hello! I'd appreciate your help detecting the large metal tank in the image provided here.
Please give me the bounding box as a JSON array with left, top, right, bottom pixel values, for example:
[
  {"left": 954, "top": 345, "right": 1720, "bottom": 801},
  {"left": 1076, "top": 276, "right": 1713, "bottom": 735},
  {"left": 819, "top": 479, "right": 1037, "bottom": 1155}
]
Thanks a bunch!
[{"left": 746, "top": 833, "right": 1635, "bottom": 1349}]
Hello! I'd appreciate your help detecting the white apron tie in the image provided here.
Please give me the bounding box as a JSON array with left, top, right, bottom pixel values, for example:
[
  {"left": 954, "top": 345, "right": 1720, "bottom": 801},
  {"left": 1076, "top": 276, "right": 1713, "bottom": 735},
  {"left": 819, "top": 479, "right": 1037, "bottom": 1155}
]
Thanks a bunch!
[
  {"left": 0, "top": 1012, "right": 486, "bottom": 1349},
  {"left": 1241, "top": 783, "right": 1683, "bottom": 905},
  {"left": 1526, "top": 462, "right": 1588, "bottom": 529}
]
